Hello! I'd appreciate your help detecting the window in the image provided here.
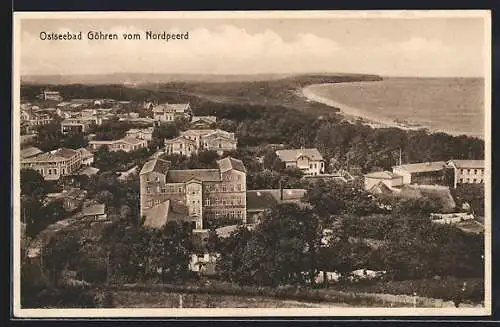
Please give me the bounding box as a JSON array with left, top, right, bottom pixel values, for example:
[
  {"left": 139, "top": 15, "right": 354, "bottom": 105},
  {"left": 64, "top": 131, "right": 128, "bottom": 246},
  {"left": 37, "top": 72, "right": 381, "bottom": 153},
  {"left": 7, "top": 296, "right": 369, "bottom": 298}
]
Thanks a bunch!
[
  {"left": 221, "top": 199, "right": 226, "bottom": 205},
  {"left": 178, "top": 187, "right": 182, "bottom": 193},
  {"left": 205, "top": 199, "right": 211, "bottom": 206},
  {"left": 473, "top": 179, "right": 477, "bottom": 183},
  {"left": 310, "top": 164, "right": 313, "bottom": 169},
  {"left": 169, "top": 186, "right": 174, "bottom": 193},
  {"left": 146, "top": 186, "right": 151, "bottom": 194},
  {"left": 161, "top": 187, "right": 166, "bottom": 193},
  {"left": 222, "top": 185, "right": 226, "bottom": 192}
]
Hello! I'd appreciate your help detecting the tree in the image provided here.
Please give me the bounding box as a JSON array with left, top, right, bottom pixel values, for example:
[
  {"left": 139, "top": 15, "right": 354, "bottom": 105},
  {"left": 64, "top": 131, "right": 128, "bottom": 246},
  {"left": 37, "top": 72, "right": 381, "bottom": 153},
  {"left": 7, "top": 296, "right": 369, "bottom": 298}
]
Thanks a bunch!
[
  {"left": 21, "top": 169, "right": 46, "bottom": 200},
  {"left": 237, "top": 203, "right": 322, "bottom": 287},
  {"left": 262, "top": 151, "right": 284, "bottom": 172},
  {"left": 34, "top": 121, "right": 64, "bottom": 152},
  {"left": 61, "top": 131, "right": 88, "bottom": 149},
  {"left": 151, "top": 123, "right": 179, "bottom": 150},
  {"left": 216, "top": 226, "right": 254, "bottom": 282},
  {"left": 43, "top": 230, "right": 82, "bottom": 285},
  {"left": 304, "top": 179, "right": 381, "bottom": 217}
]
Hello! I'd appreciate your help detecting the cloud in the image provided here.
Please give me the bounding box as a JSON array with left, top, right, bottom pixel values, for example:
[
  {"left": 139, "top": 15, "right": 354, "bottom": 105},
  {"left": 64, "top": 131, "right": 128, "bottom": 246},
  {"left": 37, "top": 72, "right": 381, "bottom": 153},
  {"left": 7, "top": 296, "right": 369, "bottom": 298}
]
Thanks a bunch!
[{"left": 19, "top": 24, "right": 483, "bottom": 77}]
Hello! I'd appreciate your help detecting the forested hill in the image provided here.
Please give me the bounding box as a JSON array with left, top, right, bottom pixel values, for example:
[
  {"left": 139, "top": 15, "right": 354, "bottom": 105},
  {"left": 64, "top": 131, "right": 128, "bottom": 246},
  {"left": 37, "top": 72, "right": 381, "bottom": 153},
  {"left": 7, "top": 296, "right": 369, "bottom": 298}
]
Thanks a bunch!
[
  {"left": 21, "top": 72, "right": 382, "bottom": 86},
  {"left": 21, "top": 73, "right": 382, "bottom": 116}
]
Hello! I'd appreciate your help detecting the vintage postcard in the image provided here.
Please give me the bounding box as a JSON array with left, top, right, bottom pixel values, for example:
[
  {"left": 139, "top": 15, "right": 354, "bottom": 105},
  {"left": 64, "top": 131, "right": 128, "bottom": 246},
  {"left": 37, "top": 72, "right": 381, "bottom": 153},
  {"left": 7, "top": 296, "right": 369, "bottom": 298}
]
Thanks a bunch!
[{"left": 12, "top": 10, "right": 491, "bottom": 318}]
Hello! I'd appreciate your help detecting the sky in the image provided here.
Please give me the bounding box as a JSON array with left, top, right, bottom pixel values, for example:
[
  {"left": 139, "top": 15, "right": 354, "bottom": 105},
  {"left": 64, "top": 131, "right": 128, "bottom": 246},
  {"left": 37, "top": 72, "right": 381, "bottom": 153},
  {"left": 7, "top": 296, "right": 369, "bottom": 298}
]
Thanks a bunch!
[{"left": 17, "top": 13, "right": 489, "bottom": 77}]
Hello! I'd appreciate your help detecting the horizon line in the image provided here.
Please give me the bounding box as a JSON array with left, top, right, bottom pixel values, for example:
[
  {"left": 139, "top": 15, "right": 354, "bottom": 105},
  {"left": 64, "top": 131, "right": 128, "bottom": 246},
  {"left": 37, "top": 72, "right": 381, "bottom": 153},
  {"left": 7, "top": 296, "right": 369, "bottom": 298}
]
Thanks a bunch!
[{"left": 20, "top": 72, "right": 485, "bottom": 79}]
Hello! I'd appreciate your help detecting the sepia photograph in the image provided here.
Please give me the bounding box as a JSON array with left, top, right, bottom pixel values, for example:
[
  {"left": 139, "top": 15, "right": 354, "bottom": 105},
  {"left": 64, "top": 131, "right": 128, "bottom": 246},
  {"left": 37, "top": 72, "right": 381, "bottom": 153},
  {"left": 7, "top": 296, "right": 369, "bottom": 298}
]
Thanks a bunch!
[{"left": 12, "top": 10, "right": 491, "bottom": 317}]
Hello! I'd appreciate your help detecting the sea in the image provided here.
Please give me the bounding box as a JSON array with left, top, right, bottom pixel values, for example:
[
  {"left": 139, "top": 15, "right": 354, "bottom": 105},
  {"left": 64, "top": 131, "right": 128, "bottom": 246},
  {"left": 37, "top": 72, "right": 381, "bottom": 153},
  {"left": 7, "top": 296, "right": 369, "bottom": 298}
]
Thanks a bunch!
[{"left": 303, "top": 77, "right": 485, "bottom": 138}]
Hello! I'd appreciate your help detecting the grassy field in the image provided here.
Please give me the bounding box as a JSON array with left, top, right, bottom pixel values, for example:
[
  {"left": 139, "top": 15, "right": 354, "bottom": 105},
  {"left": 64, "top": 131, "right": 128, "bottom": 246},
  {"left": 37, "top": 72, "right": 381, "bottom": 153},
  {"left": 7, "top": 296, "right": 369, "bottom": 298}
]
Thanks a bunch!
[{"left": 111, "top": 291, "right": 350, "bottom": 308}]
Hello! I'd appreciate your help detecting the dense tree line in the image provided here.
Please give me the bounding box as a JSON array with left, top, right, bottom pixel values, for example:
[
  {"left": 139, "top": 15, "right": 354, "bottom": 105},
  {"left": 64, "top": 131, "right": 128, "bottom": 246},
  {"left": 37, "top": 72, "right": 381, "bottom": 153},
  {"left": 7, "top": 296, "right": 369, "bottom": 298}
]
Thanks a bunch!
[
  {"left": 93, "top": 146, "right": 153, "bottom": 173},
  {"left": 33, "top": 121, "right": 88, "bottom": 152},
  {"left": 21, "top": 169, "right": 68, "bottom": 237},
  {"left": 214, "top": 196, "right": 484, "bottom": 288}
]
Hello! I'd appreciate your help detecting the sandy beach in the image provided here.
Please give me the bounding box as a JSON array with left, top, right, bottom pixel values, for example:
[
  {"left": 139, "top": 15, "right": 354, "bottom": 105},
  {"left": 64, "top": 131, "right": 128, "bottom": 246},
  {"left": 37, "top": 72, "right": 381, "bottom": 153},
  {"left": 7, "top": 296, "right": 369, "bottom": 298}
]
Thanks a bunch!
[{"left": 301, "top": 83, "right": 483, "bottom": 138}]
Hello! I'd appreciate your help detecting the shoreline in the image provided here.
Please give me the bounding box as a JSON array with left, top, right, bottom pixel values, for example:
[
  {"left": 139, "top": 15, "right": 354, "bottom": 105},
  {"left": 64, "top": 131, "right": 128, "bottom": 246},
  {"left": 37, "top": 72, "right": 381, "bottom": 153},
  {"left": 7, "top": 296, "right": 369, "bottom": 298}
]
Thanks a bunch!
[{"left": 301, "top": 83, "right": 483, "bottom": 139}]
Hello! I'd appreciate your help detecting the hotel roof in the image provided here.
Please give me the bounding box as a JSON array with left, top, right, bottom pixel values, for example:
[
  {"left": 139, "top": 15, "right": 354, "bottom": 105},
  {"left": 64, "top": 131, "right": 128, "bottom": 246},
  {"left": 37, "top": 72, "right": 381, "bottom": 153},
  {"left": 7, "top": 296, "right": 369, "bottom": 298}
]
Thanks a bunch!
[
  {"left": 247, "top": 189, "right": 307, "bottom": 211},
  {"left": 447, "top": 160, "right": 485, "bottom": 169},
  {"left": 364, "top": 171, "right": 402, "bottom": 180},
  {"left": 23, "top": 148, "right": 79, "bottom": 163},
  {"left": 143, "top": 200, "right": 189, "bottom": 229},
  {"left": 165, "top": 135, "right": 197, "bottom": 145},
  {"left": 217, "top": 157, "right": 246, "bottom": 173},
  {"left": 191, "top": 116, "right": 217, "bottom": 123},
  {"left": 167, "top": 169, "right": 221, "bottom": 183},
  {"left": 82, "top": 203, "right": 106, "bottom": 217},
  {"left": 276, "top": 148, "right": 324, "bottom": 162},
  {"left": 76, "top": 148, "right": 93, "bottom": 158},
  {"left": 20, "top": 146, "right": 43, "bottom": 159},
  {"left": 153, "top": 103, "right": 190, "bottom": 113},
  {"left": 78, "top": 166, "right": 100, "bottom": 177},
  {"left": 393, "top": 161, "right": 447, "bottom": 173},
  {"left": 140, "top": 158, "right": 171, "bottom": 175}
]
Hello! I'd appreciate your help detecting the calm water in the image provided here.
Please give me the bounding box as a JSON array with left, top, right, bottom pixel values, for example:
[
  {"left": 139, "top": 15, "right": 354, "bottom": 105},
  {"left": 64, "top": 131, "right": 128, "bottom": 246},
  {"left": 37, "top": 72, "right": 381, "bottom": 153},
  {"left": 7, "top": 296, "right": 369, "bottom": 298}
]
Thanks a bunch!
[{"left": 307, "top": 77, "right": 485, "bottom": 138}]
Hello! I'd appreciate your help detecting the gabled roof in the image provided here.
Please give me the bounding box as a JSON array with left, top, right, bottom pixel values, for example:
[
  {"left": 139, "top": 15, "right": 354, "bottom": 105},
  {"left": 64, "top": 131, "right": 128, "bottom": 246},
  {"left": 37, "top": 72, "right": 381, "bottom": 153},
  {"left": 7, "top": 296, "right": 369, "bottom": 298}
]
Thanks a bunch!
[
  {"left": 276, "top": 148, "right": 324, "bottom": 162},
  {"left": 368, "top": 181, "right": 394, "bottom": 195},
  {"left": 247, "top": 189, "right": 307, "bottom": 211},
  {"left": 25, "top": 148, "right": 78, "bottom": 163},
  {"left": 20, "top": 146, "right": 42, "bottom": 159},
  {"left": 167, "top": 169, "right": 221, "bottom": 183},
  {"left": 202, "top": 130, "right": 236, "bottom": 141},
  {"left": 82, "top": 203, "right": 106, "bottom": 216},
  {"left": 191, "top": 116, "right": 217, "bottom": 124},
  {"left": 126, "top": 127, "right": 154, "bottom": 134},
  {"left": 217, "top": 157, "right": 246, "bottom": 173},
  {"left": 140, "top": 158, "right": 170, "bottom": 175},
  {"left": 181, "top": 129, "right": 215, "bottom": 137},
  {"left": 78, "top": 166, "right": 100, "bottom": 177},
  {"left": 447, "top": 160, "right": 484, "bottom": 169},
  {"left": 153, "top": 103, "right": 190, "bottom": 113},
  {"left": 76, "top": 147, "right": 93, "bottom": 158},
  {"left": 165, "top": 135, "right": 197, "bottom": 145},
  {"left": 143, "top": 200, "right": 189, "bottom": 229},
  {"left": 392, "top": 161, "right": 446, "bottom": 173},
  {"left": 247, "top": 190, "right": 279, "bottom": 211},
  {"left": 121, "top": 137, "right": 147, "bottom": 145},
  {"left": 364, "top": 171, "right": 401, "bottom": 180},
  {"left": 203, "top": 134, "right": 237, "bottom": 143}
]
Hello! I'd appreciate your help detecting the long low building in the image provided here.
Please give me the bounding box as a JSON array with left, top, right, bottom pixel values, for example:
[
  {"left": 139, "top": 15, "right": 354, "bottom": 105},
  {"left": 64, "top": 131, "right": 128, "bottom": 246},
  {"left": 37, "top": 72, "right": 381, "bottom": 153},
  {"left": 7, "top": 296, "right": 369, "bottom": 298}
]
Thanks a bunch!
[
  {"left": 21, "top": 147, "right": 90, "bottom": 180},
  {"left": 364, "top": 159, "right": 485, "bottom": 193},
  {"left": 88, "top": 137, "right": 148, "bottom": 152}
]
